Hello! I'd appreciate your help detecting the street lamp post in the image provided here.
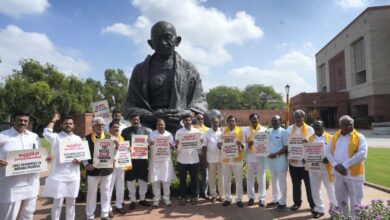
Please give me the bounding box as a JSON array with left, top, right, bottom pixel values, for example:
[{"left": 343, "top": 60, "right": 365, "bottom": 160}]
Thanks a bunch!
[{"left": 285, "top": 84, "right": 290, "bottom": 127}]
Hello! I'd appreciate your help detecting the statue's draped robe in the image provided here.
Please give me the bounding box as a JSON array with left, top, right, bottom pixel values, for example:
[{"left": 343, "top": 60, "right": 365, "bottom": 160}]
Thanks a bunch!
[{"left": 123, "top": 53, "right": 208, "bottom": 130}]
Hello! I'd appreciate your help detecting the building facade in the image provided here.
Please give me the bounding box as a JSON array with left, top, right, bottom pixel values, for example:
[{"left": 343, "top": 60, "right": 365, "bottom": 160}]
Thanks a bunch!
[{"left": 291, "top": 6, "right": 390, "bottom": 127}]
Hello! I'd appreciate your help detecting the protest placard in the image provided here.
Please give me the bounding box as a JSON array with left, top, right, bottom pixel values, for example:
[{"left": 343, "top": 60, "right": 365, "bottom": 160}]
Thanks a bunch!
[
  {"left": 91, "top": 100, "right": 111, "bottom": 123},
  {"left": 93, "top": 139, "right": 115, "bottom": 168},
  {"left": 304, "top": 142, "right": 324, "bottom": 171},
  {"left": 177, "top": 132, "right": 201, "bottom": 150},
  {"left": 114, "top": 141, "right": 132, "bottom": 168},
  {"left": 288, "top": 134, "right": 305, "bottom": 160},
  {"left": 59, "top": 140, "right": 91, "bottom": 163},
  {"left": 131, "top": 135, "right": 148, "bottom": 159},
  {"left": 253, "top": 131, "right": 269, "bottom": 157},
  {"left": 221, "top": 135, "right": 238, "bottom": 159},
  {"left": 6, "top": 148, "right": 48, "bottom": 176},
  {"left": 151, "top": 136, "right": 171, "bottom": 161}
]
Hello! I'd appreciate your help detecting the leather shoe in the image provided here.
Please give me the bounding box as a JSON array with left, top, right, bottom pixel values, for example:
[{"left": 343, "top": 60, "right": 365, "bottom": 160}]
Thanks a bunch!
[
  {"left": 247, "top": 198, "right": 254, "bottom": 206},
  {"left": 139, "top": 200, "right": 151, "bottom": 206},
  {"left": 129, "top": 202, "right": 136, "bottom": 210},
  {"left": 313, "top": 211, "right": 324, "bottom": 219},
  {"left": 222, "top": 201, "right": 231, "bottom": 207},
  {"left": 290, "top": 204, "right": 301, "bottom": 211},
  {"left": 236, "top": 201, "right": 244, "bottom": 208},
  {"left": 115, "top": 207, "right": 126, "bottom": 214},
  {"left": 266, "top": 201, "right": 279, "bottom": 208},
  {"left": 258, "top": 200, "right": 265, "bottom": 207}
]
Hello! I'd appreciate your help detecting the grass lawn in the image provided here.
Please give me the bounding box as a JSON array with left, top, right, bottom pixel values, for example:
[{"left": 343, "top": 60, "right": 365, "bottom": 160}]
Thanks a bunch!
[{"left": 365, "top": 147, "right": 390, "bottom": 188}]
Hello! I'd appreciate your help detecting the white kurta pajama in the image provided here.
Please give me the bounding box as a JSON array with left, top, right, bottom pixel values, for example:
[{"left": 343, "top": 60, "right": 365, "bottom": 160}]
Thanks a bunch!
[
  {"left": 326, "top": 132, "right": 367, "bottom": 215},
  {"left": 108, "top": 135, "right": 126, "bottom": 211},
  {"left": 308, "top": 134, "right": 337, "bottom": 214},
  {"left": 267, "top": 127, "right": 289, "bottom": 206},
  {"left": 203, "top": 127, "right": 224, "bottom": 199},
  {"left": 41, "top": 128, "right": 82, "bottom": 220},
  {"left": 149, "top": 130, "right": 176, "bottom": 203},
  {"left": 243, "top": 125, "right": 268, "bottom": 202},
  {"left": 0, "top": 127, "right": 41, "bottom": 220}
]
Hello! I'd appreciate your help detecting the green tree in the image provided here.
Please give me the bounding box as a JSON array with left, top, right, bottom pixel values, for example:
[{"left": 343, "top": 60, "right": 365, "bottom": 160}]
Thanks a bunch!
[
  {"left": 103, "top": 69, "right": 128, "bottom": 109},
  {"left": 242, "top": 84, "right": 283, "bottom": 109},
  {"left": 206, "top": 86, "right": 244, "bottom": 109},
  {"left": 85, "top": 78, "right": 104, "bottom": 102}
]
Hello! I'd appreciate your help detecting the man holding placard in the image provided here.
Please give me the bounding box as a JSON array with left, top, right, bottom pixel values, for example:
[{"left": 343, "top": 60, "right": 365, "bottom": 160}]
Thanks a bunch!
[
  {"left": 108, "top": 121, "right": 129, "bottom": 216},
  {"left": 193, "top": 113, "right": 209, "bottom": 200},
  {"left": 306, "top": 120, "right": 337, "bottom": 219},
  {"left": 286, "top": 110, "right": 315, "bottom": 211},
  {"left": 122, "top": 114, "right": 151, "bottom": 209},
  {"left": 0, "top": 110, "right": 42, "bottom": 220},
  {"left": 266, "top": 115, "right": 289, "bottom": 210},
  {"left": 41, "top": 114, "right": 86, "bottom": 220},
  {"left": 149, "top": 118, "right": 175, "bottom": 207},
  {"left": 175, "top": 114, "right": 202, "bottom": 205},
  {"left": 220, "top": 115, "right": 245, "bottom": 208},
  {"left": 83, "top": 117, "right": 114, "bottom": 220},
  {"left": 243, "top": 113, "right": 268, "bottom": 207}
]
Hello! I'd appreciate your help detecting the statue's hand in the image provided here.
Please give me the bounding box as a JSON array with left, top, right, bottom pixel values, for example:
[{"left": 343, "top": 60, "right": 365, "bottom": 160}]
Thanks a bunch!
[{"left": 153, "top": 109, "right": 192, "bottom": 123}]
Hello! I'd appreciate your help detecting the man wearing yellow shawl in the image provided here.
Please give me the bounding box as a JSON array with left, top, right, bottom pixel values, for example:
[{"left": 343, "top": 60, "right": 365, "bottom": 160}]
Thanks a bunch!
[
  {"left": 243, "top": 113, "right": 267, "bottom": 207},
  {"left": 84, "top": 117, "right": 113, "bottom": 220},
  {"left": 286, "top": 110, "right": 315, "bottom": 211},
  {"left": 193, "top": 113, "right": 210, "bottom": 199},
  {"left": 326, "top": 115, "right": 367, "bottom": 216},
  {"left": 308, "top": 120, "right": 337, "bottom": 219},
  {"left": 220, "top": 115, "right": 245, "bottom": 208},
  {"left": 108, "top": 121, "right": 127, "bottom": 216}
]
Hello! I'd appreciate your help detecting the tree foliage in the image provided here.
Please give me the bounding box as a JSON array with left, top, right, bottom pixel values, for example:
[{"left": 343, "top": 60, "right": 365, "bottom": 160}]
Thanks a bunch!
[
  {"left": 103, "top": 69, "right": 128, "bottom": 109},
  {"left": 206, "top": 84, "right": 283, "bottom": 110},
  {"left": 0, "top": 59, "right": 129, "bottom": 133}
]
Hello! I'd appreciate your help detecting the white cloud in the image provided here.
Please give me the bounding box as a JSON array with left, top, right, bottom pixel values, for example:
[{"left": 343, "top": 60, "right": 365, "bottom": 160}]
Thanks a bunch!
[
  {"left": 0, "top": 0, "right": 50, "bottom": 17},
  {"left": 225, "top": 43, "right": 317, "bottom": 97},
  {"left": 335, "top": 0, "right": 369, "bottom": 9},
  {"left": 102, "top": 0, "right": 263, "bottom": 73},
  {"left": 0, "top": 25, "right": 90, "bottom": 78}
]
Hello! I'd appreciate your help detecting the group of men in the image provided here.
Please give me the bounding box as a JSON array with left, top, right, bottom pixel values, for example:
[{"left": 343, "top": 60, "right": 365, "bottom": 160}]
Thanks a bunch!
[{"left": 0, "top": 108, "right": 368, "bottom": 220}]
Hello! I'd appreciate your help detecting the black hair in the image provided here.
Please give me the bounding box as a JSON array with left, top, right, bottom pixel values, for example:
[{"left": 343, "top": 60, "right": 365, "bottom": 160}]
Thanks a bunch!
[
  {"left": 13, "top": 110, "right": 30, "bottom": 119},
  {"left": 109, "top": 121, "right": 120, "bottom": 128},
  {"left": 249, "top": 113, "right": 259, "bottom": 120}
]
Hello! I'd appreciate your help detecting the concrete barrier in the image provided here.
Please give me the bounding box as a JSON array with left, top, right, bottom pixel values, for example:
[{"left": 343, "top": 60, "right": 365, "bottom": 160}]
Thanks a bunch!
[{"left": 372, "top": 122, "right": 390, "bottom": 135}]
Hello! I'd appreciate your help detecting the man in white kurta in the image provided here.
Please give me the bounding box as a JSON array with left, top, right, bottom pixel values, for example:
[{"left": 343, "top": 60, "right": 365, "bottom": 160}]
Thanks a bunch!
[
  {"left": 243, "top": 113, "right": 268, "bottom": 207},
  {"left": 149, "top": 118, "right": 175, "bottom": 207},
  {"left": 41, "top": 114, "right": 83, "bottom": 220},
  {"left": 286, "top": 109, "right": 315, "bottom": 211},
  {"left": 307, "top": 120, "right": 337, "bottom": 219},
  {"left": 202, "top": 117, "right": 224, "bottom": 203},
  {"left": 266, "top": 115, "right": 289, "bottom": 211},
  {"left": 0, "top": 111, "right": 41, "bottom": 220},
  {"left": 105, "top": 109, "right": 127, "bottom": 133},
  {"left": 326, "top": 115, "right": 367, "bottom": 217},
  {"left": 193, "top": 113, "right": 209, "bottom": 199}
]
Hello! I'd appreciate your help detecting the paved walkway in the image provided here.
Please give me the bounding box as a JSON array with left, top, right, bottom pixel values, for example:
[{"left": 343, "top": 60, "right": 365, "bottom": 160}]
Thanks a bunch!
[{"left": 34, "top": 173, "right": 390, "bottom": 220}]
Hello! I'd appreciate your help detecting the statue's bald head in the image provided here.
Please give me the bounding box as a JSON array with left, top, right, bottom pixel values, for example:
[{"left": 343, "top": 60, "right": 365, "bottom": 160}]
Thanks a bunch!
[{"left": 151, "top": 21, "right": 177, "bottom": 39}]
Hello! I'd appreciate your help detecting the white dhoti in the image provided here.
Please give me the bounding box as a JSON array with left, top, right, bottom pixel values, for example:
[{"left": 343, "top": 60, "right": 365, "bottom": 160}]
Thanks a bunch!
[
  {"left": 222, "top": 164, "right": 243, "bottom": 202},
  {"left": 246, "top": 161, "right": 266, "bottom": 201},
  {"left": 334, "top": 175, "right": 364, "bottom": 212},
  {"left": 309, "top": 171, "right": 337, "bottom": 213},
  {"left": 86, "top": 174, "right": 112, "bottom": 219}
]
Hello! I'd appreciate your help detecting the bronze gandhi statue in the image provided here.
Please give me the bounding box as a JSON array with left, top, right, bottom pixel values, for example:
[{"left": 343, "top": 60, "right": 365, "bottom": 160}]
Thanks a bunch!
[{"left": 122, "top": 21, "right": 211, "bottom": 133}]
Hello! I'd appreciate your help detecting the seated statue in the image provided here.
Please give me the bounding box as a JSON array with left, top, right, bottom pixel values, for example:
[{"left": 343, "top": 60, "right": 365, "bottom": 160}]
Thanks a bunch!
[{"left": 122, "top": 21, "right": 209, "bottom": 133}]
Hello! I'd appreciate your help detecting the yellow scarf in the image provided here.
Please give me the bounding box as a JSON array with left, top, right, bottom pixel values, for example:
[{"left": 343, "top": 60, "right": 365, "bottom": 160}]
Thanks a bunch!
[
  {"left": 109, "top": 132, "right": 132, "bottom": 171},
  {"left": 291, "top": 123, "right": 309, "bottom": 138},
  {"left": 193, "top": 124, "right": 209, "bottom": 133},
  {"left": 91, "top": 131, "right": 105, "bottom": 143},
  {"left": 331, "top": 129, "right": 363, "bottom": 176},
  {"left": 222, "top": 126, "right": 243, "bottom": 163},
  {"left": 248, "top": 124, "right": 261, "bottom": 153},
  {"left": 308, "top": 132, "right": 333, "bottom": 182}
]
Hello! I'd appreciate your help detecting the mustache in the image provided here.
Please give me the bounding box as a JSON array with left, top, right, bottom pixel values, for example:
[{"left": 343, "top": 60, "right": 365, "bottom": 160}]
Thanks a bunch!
[{"left": 17, "top": 123, "right": 27, "bottom": 127}]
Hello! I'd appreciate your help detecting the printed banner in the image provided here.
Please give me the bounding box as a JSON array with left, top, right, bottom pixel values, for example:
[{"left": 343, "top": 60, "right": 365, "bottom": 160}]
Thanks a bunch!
[
  {"left": 6, "top": 148, "right": 48, "bottom": 176},
  {"left": 177, "top": 132, "right": 201, "bottom": 150},
  {"left": 304, "top": 143, "right": 324, "bottom": 171},
  {"left": 288, "top": 134, "right": 305, "bottom": 160},
  {"left": 91, "top": 100, "right": 111, "bottom": 123},
  {"left": 222, "top": 135, "right": 238, "bottom": 159},
  {"left": 151, "top": 136, "right": 171, "bottom": 161},
  {"left": 131, "top": 135, "right": 149, "bottom": 159},
  {"left": 114, "top": 141, "right": 132, "bottom": 168},
  {"left": 253, "top": 131, "right": 269, "bottom": 157},
  {"left": 93, "top": 139, "right": 115, "bottom": 168},
  {"left": 59, "top": 140, "right": 91, "bottom": 163}
]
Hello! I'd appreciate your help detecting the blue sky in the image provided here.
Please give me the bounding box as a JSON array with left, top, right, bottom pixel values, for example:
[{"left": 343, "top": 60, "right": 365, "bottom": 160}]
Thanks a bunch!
[{"left": 1, "top": 0, "right": 389, "bottom": 97}]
